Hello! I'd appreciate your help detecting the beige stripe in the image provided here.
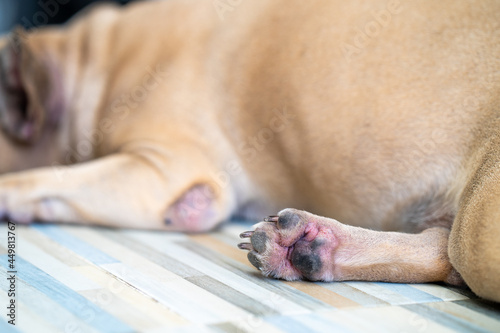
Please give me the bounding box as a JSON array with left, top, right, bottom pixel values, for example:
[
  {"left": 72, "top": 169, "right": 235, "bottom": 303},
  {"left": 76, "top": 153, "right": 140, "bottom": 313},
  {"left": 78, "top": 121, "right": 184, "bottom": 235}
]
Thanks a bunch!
[
  {"left": 67, "top": 228, "right": 251, "bottom": 323},
  {"left": 22, "top": 226, "right": 89, "bottom": 267},
  {"left": 323, "top": 306, "right": 456, "bottom": 332},
  {"left": 427, "top": 301, "right": 500, "bottom": 331},
  {"left": 189, "top": 234, "right": 254, "bottom": 268},
  {"left": 410, "top": 284, "right": 470, "bottom": 301},
  {"left": 285, "top": 281, "right": 360, "bottom": 308},
  {"left": 192, "top": 234, "right": 362, "bottom": 309},
  {"left": 74, "top": 265, "right": 188, "bottom": 327},
  {"left": 211, "top": 320, "right": 286, "bottom": 333},
  {"left": 17, "top": 232, "right": 100, "bottom": 291},
  {"left": 129, "top": 232, "right": 309, "bottom": 315}
]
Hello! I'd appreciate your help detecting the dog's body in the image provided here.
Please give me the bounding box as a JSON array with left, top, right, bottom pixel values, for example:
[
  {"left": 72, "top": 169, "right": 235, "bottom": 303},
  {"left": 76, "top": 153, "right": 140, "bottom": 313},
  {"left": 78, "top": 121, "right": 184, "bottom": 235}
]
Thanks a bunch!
[{"left": 1, "top": 0, "right": 500, "bottom": 300}]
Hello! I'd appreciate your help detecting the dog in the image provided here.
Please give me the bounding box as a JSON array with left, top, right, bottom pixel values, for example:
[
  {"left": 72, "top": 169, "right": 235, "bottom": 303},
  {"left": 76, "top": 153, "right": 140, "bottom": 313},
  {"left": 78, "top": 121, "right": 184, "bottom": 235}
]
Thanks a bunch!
[{"left": 0, "top": 0, "right": 499, "bottom": 301}]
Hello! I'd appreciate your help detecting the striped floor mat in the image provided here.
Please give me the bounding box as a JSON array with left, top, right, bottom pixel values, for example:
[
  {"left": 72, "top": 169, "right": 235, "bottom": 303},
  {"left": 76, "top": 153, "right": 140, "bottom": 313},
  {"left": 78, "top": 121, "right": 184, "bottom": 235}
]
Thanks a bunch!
[{"left": 1, "top": 221, "right": 500, "bottom": 332}]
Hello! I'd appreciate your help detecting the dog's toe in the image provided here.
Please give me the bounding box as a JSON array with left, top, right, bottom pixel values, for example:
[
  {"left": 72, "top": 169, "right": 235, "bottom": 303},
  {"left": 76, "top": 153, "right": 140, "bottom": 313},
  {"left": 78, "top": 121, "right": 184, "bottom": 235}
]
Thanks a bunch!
[
  {"left": 250, "top": 230, "right": 268, "bottom": 253},
  {"left": 247, "top": 252, "right": 263, "bottom": 270}
]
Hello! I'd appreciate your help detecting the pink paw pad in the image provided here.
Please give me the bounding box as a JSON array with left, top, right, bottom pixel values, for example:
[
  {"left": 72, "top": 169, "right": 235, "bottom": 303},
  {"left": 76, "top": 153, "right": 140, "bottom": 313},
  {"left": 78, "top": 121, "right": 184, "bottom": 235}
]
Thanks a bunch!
[{"left": 238, "top": 208, "right": 339, "bottom": 281}]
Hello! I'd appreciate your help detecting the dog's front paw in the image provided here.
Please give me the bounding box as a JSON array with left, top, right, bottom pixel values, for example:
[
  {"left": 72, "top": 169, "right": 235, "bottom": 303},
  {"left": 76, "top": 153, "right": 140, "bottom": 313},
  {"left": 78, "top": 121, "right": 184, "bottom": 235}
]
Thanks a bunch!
[
  {"left": 238, "top": 208, "right": 342, "bottom": 281},
  {"left": 0, "top": 173, "right": 75, "bottom": 224},
  {"left": 0, "top": 175, "right": 36, "bottom": 224}
]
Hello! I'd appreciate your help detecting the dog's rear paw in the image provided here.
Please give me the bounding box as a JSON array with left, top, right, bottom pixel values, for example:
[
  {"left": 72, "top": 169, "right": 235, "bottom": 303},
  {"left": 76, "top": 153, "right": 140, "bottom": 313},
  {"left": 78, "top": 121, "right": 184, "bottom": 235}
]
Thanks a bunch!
[{"left": 238, "top": 208, "right": 341, "bottom": 281}]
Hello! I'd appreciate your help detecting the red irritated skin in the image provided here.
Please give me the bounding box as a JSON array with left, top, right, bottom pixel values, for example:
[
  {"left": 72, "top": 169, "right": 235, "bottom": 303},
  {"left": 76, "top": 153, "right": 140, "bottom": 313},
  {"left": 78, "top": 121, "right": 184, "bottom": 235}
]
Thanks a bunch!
[{"left": 239, "top": 209, "right": 464, "bottom": 285}]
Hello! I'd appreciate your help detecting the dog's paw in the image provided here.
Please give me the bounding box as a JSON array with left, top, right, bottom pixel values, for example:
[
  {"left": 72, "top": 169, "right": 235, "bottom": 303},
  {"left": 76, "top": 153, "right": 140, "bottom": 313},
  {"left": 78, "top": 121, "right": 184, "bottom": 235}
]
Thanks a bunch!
[
  {"left": 0, "top": 173, "right": 78, "bottom": 224},
  {"left": 238, "top": 208, "right": 343, "bottom": 281},
  {"left": 0, "top": 175, "right": 36, "bottom": 224}
]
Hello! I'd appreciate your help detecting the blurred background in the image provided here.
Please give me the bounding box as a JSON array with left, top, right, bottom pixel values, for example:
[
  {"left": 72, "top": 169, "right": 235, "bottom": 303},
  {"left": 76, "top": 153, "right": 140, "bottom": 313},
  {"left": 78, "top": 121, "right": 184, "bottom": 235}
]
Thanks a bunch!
[{"left": 0, "top": 0, "right": 137, "bottom": 34}]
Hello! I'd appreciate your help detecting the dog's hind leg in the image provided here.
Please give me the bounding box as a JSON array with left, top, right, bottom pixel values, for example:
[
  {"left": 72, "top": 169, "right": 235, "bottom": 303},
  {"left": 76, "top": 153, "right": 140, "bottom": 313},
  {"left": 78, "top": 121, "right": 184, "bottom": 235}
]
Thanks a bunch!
[
  {"left": 449, "top": 134, "right": 500, "bottom": 302},
  {"left": 0, "top": 148, "right": 235, "bottom": 231},
  {"left": 239, "top": 209, "right": 464, "bottom": 285}
]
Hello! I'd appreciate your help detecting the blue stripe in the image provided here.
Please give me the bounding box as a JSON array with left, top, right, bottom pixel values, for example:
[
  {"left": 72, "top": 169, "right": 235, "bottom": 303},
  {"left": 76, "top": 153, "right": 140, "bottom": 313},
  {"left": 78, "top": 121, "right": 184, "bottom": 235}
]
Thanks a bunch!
[
  {"left": 454, "top": 299, "right": 500, "bottom": 321},
  {"left": 1, "top": 265, "right": 95, "bottom": 332},
  {"left": 296, "top": 312, "right": 355, "bottom": 332},
  {"left": 318, "top": 282, "right": 388, "bottom": 306},
  {"left": 0, "top": 256, "right": 133, "bottom": 333},
  {"left": 0, "top": 319, "right": 20, "bottom": 333},
  {"left": 403, "top": 303, "right": 491, "bottom": 333},
  {"left": 265, "top": 316, "right": 316, "bottom": 333},
  {"left": 373, "top": 283, "right": 442, "bottom": 303},
  {"left": 32, "top": 225, "right": 118, "bottom": 265},
  {"left": 266, "top": 314, "right": 353, "bottom": 333}
]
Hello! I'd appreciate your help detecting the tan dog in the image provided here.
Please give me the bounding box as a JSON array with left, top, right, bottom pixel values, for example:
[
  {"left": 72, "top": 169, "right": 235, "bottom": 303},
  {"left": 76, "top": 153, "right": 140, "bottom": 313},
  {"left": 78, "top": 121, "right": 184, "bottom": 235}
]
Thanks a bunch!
[{"left": 0, "top": 0, "right": 499, "bottom": 301}]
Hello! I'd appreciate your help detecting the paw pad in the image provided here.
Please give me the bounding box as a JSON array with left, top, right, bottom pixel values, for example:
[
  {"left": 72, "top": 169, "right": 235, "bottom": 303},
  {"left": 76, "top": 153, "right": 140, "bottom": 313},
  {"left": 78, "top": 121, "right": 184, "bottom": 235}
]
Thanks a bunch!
[
  {"left": 250, "top": 230, "right": 268, "bottom": 253},
  {"left": 238, "top": 209, "right": 336, "bottom": 281}
]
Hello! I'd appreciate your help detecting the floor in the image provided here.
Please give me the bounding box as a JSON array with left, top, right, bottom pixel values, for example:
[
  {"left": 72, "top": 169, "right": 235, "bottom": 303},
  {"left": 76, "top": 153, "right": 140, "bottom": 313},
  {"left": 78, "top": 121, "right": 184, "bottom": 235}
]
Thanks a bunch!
[{"left": 1, "top": 220, "right": 500, "bottom": 333}]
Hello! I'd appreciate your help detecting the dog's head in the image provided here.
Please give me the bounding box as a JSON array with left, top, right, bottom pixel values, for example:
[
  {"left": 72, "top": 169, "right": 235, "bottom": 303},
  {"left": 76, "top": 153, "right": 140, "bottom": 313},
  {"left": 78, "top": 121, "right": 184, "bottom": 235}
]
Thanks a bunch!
[{"left": 0, "top": 29, "right": 64, "bottom": 171}]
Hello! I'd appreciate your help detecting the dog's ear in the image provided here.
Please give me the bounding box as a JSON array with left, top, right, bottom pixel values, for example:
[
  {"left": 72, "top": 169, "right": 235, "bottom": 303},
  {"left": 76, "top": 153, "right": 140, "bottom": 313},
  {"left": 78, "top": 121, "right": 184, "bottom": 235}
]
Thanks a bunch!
[{"left": 0, "top": 28, "right": 63, "bottom": 144}]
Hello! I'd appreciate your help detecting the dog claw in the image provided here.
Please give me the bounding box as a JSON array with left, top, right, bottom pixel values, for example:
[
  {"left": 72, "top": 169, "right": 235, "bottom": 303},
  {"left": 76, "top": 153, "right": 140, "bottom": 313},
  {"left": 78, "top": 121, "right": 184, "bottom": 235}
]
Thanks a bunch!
[
  {"left": 239, "top": 231, "right": 254, "bottom": 238},
  {"left": 238, "top": 242, "right": 253, "bottom": 250},
  {"left": 264, "top": 215, "right": 279, "bottom": 223}
]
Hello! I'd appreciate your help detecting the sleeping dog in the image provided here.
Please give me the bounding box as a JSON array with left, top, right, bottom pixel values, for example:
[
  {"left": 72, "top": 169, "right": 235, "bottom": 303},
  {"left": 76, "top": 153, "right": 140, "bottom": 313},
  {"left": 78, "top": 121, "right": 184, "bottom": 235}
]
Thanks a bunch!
[{"left": 0, "top": 0, "right": 499, "bottom": 301}]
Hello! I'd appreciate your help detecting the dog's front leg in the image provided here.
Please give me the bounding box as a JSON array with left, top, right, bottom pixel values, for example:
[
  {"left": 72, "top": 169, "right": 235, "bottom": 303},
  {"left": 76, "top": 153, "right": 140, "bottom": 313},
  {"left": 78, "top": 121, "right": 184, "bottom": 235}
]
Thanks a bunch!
[
  {"left": 239, "top": 209, "right": 463, "bottom": 285},
  {"left": 0, "top": 151, "right": 233, "bottom": 231}
]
